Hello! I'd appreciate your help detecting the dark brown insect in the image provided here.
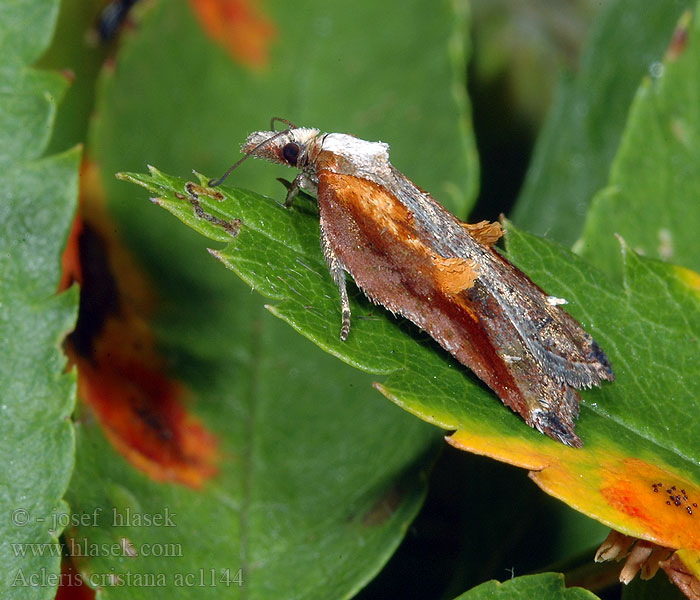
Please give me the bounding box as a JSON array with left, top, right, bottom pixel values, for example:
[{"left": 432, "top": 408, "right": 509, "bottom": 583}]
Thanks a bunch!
[{"left": 209, "top": 120, "right": 614, "bottom": 446}]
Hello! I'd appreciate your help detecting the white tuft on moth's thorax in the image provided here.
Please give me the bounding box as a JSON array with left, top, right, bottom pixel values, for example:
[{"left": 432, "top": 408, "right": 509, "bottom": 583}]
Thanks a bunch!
[
  {"left": 320, "top": 133, "right": 389, "bottom": 164},
  {"left": 318, "top": 133, "right": 392, "bottom": 181},
  {"left": 288, "top": 128, "right": 321, "bottom": 145}
]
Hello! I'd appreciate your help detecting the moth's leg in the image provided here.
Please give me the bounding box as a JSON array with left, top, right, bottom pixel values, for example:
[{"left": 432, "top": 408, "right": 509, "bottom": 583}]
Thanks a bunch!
[
  {"left": 284, "top": 172, "right": 318, "bottom": 208},
  {"left": 320, "top": 219, "right": 350, "bottom": 341},
  {"left": 283, "top": 175, "right": 301, "bottom": 207}
]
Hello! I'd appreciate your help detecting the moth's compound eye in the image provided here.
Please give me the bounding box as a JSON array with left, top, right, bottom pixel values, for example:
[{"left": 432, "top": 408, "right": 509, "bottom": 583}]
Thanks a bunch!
[{"left": 281, "top": 142, "right": 300, "bottom": 166}]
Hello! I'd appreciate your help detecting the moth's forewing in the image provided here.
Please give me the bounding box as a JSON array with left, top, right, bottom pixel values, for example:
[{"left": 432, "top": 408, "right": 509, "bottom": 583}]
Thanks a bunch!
[{"left": 241, "top": 128, "right": 613, "bottom": 446}]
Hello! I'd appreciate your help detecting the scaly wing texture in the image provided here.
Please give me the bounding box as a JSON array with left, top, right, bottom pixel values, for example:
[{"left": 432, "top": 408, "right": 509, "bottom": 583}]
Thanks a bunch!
[{"left": 317, "top": 170, "right": 612, "bottom": 446}]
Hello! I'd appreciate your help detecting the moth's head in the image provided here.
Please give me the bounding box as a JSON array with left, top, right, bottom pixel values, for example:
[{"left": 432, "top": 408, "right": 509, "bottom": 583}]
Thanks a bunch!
[
  {"left": 241, "top": 127, "right": 320, "bottom": 169},
  {"left": 207, "top": 119, "right": 320, "bottom": 188}
]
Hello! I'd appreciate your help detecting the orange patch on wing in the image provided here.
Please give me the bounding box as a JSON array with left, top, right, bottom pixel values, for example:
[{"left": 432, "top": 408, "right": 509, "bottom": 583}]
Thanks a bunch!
[
  {"left": 189, "top": 0, "right": 276, "bottom": 69},
  {"left": 462, "top": 220, "right": 503, "bottom": 247},
  {"left": 322, "top": 170, "right": 414, "bottom": 231},
  {"left": 431, "top": 255, "right": 478, "bottom": 296},
  {"left": 319, "top": 170, "right": 484, "bottom": 297},
  {"left": 320, "top": 169, "right": 432, "bottom": 257},
  {"left": 447, "top": 429, "right": 700, "bottom": 554},
  {"left": 63, "top": 159, "right": 218, "bottom": 488}
]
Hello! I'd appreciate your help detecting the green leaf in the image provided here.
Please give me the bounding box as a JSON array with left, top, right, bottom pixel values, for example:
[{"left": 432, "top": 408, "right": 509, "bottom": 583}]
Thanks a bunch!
[
  {"left": 64, "top": 0, "right": 473, "bottom": 597},
  {"left": 37, "top": 0, "right": 115, "bottom": 154},
  {"left": 0, "top": 0, "right": 60, "bottom": 66},
  {"left": 511, "top": 0, "right": 694, "bottom": 246},
  {"left": 453, "top": 572, "right": 598, "bottom": 600},
  {"left": 97, "top": 0, "right": 477, "bottom": 220},
  {"left": 0, "top": 0, "right": 80, "bottom": 598},
  {"left": 119, "top": 165, "right": 700, "bottom": 563},
  {"left": 69, "top": 316, "right": 438, "bottom": 598},
  {"left": 0, "top": 2, "right": 65, "bottom": 168},
  {"left": 578, "top": 8, "right": 700, "bottom": 276}
]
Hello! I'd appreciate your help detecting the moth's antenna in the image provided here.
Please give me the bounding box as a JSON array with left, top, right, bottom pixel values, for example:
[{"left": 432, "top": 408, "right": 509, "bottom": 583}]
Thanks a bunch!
[
  {"left": 207, "top": 121, "right": 296, "bottom": 188},
  {"left": 270, "top": 117, "right": 297, "bottom": 131}
]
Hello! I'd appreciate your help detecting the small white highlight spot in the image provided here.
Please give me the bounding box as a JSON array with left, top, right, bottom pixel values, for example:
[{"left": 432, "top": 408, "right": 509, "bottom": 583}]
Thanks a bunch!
[
  {"left": 120, "top": 537, "right": 138, "bottom": 557},
  {"left": 546, "top": 296, "right": 568, "bottom": 306},
  {"left": 649, "top": 61, "right": 664, "bottom": 79},
  {"left": 502, "top": 354, "right": 522, "bottom": 364},
  {"left": 657, "top": 228, "right": 673, "bottom": 260}
]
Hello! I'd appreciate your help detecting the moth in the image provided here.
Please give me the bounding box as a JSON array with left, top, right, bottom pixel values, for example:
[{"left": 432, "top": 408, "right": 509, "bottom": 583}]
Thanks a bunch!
[{"left": 208, "top": 119, "right": 614, "bottom": 447}]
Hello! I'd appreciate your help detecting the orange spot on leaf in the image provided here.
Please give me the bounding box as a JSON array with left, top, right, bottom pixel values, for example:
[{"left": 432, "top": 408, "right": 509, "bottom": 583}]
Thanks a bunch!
[
  {"left": 598, "top": 459, "right": 700, "bottom": 551},
  {"left": 59, "top": 68, "right": 76, "bottom": 84},
  {"left": 71, "top": 333, "right": 218, "bottom": 488},
  {"left": 665, "top": 11, "right": 692, "bottom": 62},
  {"left": 63, "top": 159, "right": 218, "bottom": 488},
  {"left": 55, "top": 556, "right": 94, "bottom": 600},
  {"left": 447, "top": 429, "right": 700, "bottom": 554},
  {"left": 59, "top": 212, "right": 84, "bottom": 292},
  {"left": 361, "top": 485, "right": 403, "bottom": 527},
  {"left": 189, "top": 0, "right": 276, "bottom": 69}
]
